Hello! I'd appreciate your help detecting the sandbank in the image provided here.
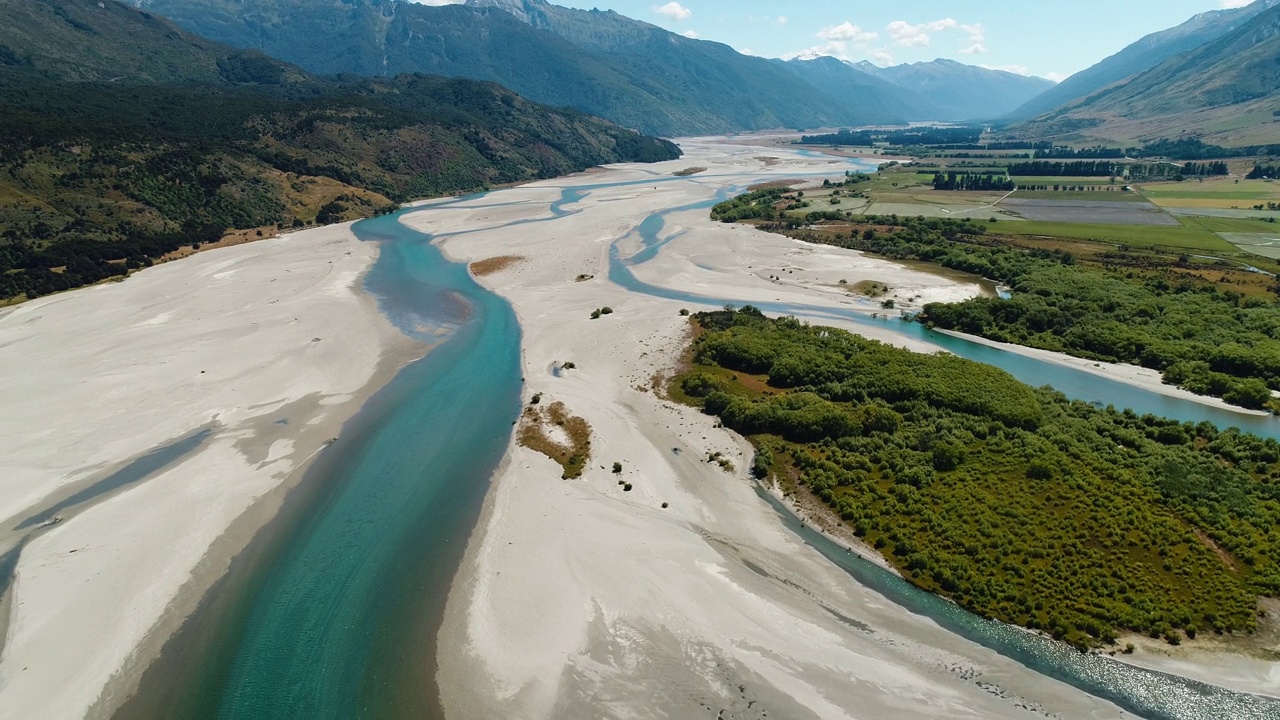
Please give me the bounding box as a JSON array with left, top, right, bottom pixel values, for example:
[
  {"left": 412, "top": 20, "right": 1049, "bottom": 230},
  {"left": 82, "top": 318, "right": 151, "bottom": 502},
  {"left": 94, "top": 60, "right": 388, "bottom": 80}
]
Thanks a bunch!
[
  {"left": 432, "top": 140, "right": 1130, "bottom": 718},
  {"left": 0, "top": 223, "right": 417, "bottom": 719}
]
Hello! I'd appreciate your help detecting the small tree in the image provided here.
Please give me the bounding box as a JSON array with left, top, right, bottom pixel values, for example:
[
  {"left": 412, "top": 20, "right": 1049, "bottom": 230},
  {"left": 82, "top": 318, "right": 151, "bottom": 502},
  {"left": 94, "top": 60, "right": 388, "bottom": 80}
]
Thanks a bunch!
[{"left": 612, "top": 462, "right": 623, "bottom": 474}]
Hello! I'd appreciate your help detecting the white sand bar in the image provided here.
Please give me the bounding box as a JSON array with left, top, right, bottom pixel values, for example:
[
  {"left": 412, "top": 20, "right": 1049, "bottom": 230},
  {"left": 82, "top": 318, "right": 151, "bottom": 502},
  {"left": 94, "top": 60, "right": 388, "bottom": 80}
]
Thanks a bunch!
[
  {"left": 432, "top": 139, "right": 1161, "bottom": 718},
  {"left": 0, "top": 224, "right": 415, "bottom": 719}
]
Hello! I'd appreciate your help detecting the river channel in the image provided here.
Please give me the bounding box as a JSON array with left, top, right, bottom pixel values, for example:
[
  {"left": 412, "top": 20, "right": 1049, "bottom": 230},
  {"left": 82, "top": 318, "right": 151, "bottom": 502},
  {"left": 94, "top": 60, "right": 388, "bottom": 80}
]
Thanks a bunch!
[{"left": 123, "top": 149, "right": 1279, "bottom": 719}]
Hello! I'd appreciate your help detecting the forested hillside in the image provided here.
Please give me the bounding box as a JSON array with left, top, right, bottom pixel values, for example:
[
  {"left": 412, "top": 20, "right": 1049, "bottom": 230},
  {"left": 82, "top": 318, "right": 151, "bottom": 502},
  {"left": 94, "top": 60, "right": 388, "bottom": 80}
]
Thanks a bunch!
[
  {"left": 0, "top": 0, "right": 679, "bottom": 302},
  {"left": 138, "top": 0, "right": 891, "bottom": 135},
  {"left": 677, "top": 308, "right": 1280, "bottom": 650}
]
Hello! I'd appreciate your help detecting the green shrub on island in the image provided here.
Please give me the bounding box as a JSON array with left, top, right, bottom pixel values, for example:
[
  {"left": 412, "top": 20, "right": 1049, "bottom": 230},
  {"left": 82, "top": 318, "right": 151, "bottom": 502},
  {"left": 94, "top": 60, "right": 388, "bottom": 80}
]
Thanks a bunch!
[
  {"left": 710, "top": 187, "right": 789, "bottom": 222},
  {"left": 716, "top": 202, "right": 1280, "bottom": 413},
  {"left": 676, "top": 308, "right": 1280, "bottom": 651}
]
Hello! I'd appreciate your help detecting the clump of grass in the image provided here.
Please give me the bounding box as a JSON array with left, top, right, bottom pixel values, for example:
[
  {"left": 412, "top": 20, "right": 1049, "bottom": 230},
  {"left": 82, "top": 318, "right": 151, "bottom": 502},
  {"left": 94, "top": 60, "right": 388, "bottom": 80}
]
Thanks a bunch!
[
  {"left": 707, "top": 451, "right": 735, "bottom": 472},
  {"left": 470, "top": 255, "right": 524, "bottom": 276},
  {"left": 518, "top": 401, "right": 592, "bottom": 479}
]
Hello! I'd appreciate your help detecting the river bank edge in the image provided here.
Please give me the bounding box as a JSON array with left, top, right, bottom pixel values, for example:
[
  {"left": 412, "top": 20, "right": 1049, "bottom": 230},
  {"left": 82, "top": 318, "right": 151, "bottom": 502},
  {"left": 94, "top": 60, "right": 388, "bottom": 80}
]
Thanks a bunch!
[
  {"left": 0, "top": 222, "right": 426, "bottom": 720},
  {"left": 425, "top": 143, "right": 1280, "bottom": 715}
]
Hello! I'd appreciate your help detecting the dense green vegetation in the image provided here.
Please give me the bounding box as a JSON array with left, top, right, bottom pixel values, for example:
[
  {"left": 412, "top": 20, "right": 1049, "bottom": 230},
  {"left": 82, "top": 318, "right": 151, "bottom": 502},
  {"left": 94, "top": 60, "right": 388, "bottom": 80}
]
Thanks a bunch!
[
  {"left": 800, "top": 126, "right": 984, "bottom": 147},
  {"left": 710, "top": 187, "right": 790, "bottom": 222},
  {"left": 930, "top": 172, "right": 1016, "bottom": 191},
  {"left": 1007, "top": 161, "right": 1116, "bottom": 177},
  {"left": 1036, "top": 146, "right": 1125, "bottom": 159},
  {"left": 677, "top": 308, "right": 1280, "bottom": 650},
  {"left": 0, "top": 0, "right": 680, "bottom": 301},
  {"left": 1248, "top": 164, "right": 1279, "bottom": 180},
  {"left": 747, "top": 207, "right": 1280, "bottom": 411},
  {"left": 1180, "top": 161, "right": 1230, "bottom": 177}
]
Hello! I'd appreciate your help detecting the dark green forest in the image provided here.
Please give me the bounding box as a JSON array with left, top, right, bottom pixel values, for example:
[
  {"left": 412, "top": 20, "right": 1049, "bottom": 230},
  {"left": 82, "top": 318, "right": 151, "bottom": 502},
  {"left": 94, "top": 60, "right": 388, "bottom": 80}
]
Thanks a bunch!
[
  {"left": 1248, "top": 164, "right": 1279, "bottom": 179},
  {"left": 930, "top": 172, "right": 1016, "bottom": 191},
  {"left": 676, "top": 308, "right": 1280, "bottom": 650},
  {"left": 1006, "top": 161, "right": 1117, "bottom": 177},
  {"left": 0, "top": 0, "right": 680, "bottom": 302},
  {"left": 751, "top": 210, "right": 1280, "bottom": 412}
]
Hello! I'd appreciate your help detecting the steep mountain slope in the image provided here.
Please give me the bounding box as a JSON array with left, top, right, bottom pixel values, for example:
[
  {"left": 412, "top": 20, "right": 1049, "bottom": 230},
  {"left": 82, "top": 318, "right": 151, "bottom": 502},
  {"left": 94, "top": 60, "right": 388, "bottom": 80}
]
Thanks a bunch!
[
  {"left": 138, "top": 0, "right": 891, "bottom": 135},
  {"left": 858, "top": 59, "right": 1055, "bottom": 121},
  {"left": 1010, "top": 4, "right": 1280, "bottom": 147},
  {"left": 1009, "top": 0, "right": 1278, "bottom": 120},
  {"left": 0, "top": 0, "right": 680, "bottom": 302},
  {"left": 1076, "top": 5, "right": 1280, "bottom": 116},
  {"left": 0, "top": 0, "right": 305, "bottom": 83}
]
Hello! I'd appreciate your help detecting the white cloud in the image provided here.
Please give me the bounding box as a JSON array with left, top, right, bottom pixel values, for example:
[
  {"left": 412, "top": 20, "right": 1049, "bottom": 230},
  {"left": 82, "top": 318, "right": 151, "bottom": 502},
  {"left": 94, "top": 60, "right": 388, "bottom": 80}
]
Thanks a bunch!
[
  {"left": 777, "top": 16, "right": 788, "bottom": 25},
  {"left": 681, "top": 29, "right": 699, "bottom": 38},
  {"left": 869, "top": 48, "right": 895, "bottom": 66},
  {"left": 790, "top": 21, "right": 879, "bottom": 62},
  {"left": 781, "top": 41, "right": 847, "bottom": 61},
  {"left": 653, "top": 2, "right": 691, "bottom": 21},
  {"left": 886, "top": 18, "right": 957, "bottom": 47},
  {"left": 1045, "top": 71, "right": 1067, "bottom": 83},
  {"left": 959, "top": 22, "right": 986, "bottom": 52},
  {"left": 818, "top": 21, "right": 878, "bottom": 45},
  {"left": 983, "top": 63, "right": 1030, "bottom": 76},
  {"left": 1220, "top": 0, "right": 1251, "bottom": 7}
]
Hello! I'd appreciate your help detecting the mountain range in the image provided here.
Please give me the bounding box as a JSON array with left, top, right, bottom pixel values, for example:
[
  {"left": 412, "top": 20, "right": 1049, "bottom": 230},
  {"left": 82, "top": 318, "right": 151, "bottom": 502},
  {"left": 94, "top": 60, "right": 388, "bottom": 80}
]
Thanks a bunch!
[
  {"left": 4, "top": 0, "right": 1278, "bottom": 303},
  {"left": 1010, "top": 0, "right": 1279, "bottom": 120},
  {"left": 136, "top": 0, "right": 1056, "bottom": 134},
  {"left": 0, "top": 0, "right": 679, "bottom": 302},
  {"left": 857, "top": 59, "right": 1054, "bottom": 122},
  {"left": 1006, "top": 0, "right": 1280, "bottom": 147}
]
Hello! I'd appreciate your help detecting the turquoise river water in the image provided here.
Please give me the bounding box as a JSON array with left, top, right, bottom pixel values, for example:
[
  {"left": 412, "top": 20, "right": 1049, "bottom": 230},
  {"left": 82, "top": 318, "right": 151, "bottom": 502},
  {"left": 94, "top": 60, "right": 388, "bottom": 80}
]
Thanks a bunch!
[{"left": 121, "top": 166, "right": 1280, "bottom": 720}]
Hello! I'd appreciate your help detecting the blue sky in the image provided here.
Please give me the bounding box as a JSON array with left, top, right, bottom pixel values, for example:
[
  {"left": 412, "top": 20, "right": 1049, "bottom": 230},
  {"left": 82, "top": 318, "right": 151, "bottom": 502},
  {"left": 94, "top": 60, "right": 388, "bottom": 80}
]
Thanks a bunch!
[{"left": 420, "top": 0, "right": 1256, "bottom": 81}]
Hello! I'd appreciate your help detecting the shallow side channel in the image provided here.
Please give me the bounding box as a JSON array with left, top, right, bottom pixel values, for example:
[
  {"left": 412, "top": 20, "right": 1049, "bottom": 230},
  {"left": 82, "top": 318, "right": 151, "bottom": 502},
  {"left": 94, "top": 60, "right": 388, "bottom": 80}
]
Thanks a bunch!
[{"left": 114, "top": 208, "right": 521, "bottom": 719}]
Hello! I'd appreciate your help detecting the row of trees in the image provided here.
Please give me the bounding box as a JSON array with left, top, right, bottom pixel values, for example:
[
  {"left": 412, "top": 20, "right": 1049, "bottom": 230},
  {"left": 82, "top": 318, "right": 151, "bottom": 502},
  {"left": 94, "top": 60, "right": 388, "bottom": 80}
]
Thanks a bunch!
[
  {"left": 1180, "top": 161, "right": 1229, "bottom": 177},
  {"left": 801, "top": 126, "right": 983, "bottom": 147},
  {"left": 1035, "top": 145, "right": 1125, "bottom": 159},
  {"left": 678, "top": 308, "right": 1280, "bottom": 650},
  {"left": 931, "top": 172, "right": 1016, "bottom": 191},
  {"left": 1007, "top": 161, "right": 1116, "bottom": 177},
  {"left": 1248, "top": 164, "right": 1279, "bottom": 180}
]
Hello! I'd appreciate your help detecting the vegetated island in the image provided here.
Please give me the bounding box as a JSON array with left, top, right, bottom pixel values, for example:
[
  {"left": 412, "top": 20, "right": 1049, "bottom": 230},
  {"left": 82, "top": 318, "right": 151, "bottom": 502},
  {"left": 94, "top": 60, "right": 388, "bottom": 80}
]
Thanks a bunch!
[
  {"left": 673, "top": 307, "right": 1280, "bottom": 652},
  {"left": 710, "top": 186, "right": 1280, "bottom": 413}
]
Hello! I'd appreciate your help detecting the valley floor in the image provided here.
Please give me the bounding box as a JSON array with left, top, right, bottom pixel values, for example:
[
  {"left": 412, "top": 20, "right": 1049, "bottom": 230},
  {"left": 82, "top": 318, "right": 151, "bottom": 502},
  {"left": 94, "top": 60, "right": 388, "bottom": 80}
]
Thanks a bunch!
[
  {"left": 428, "top": 139, "right": 1218, "bottom": 718},
  {"left": 1, "top": 138, "right": 1276, "bottom": 720}
]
